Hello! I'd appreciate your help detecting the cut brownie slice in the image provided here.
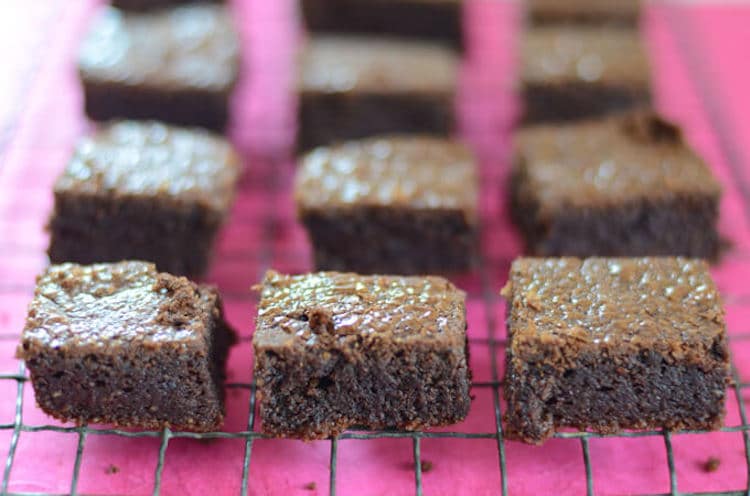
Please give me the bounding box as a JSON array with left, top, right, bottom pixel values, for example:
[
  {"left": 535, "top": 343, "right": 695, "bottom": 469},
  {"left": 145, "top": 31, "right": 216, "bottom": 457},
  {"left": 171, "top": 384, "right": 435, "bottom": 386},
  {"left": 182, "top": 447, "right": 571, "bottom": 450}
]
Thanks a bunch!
[
  {"left": 17, "top": 261, "right": 237, "bottom": 431},
  {"left": 527, "top": 0, "right": 641, "bottom": 26},
  {"left": 511, "top": 111, "right": 722, "bottom": 259},
  {"left": 502, "top": 257, "right": 729, "bottom": 444},
  {"left": 298, "top": 36, "right": 458, "bottom": 150},
  {"left": 48, "top": 121, "right": 240, "bottom": 277},
  {"left": 78, "top": 5, "right": 239, "bottom": 131},
  {"left": 521, "top": 26, "right": 650, "bottom": 123},
  {"left": 301, "top": 0, "right": 463, "bottom": 50},
  {"left": 112, "top": 0, "right": 224, "bottom": 11},
  {"left": 254, "top": 270, "right": 471, "bottom": 439},
  {"left": 295, "top": 135, "right": 478, "bottom": 274}
]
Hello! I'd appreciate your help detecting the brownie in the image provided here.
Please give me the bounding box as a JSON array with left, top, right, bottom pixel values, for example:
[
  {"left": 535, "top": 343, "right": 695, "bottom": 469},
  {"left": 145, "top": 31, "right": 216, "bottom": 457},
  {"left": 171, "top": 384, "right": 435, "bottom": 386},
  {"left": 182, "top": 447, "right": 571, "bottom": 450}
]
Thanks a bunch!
[
  {"left": 521, "top": 26, "right": 650, "bottom": 123},
  {"left": 502, "top": 257, "right": 729, "bottom": 444},
  {"left": 527, "top": 0, "right": 641, "bottom": 26},
  {"left": 48, "top": 121, "right": 240, "bottom": 277},
  {"left": 17, "top": 261, "right": 237, "bottom": 431},
  {"left": 298, "top": 36, "right": 458, "bottom": 150},
  {"left": 295, "top": 136, "right": 478, "bottom": 274},
  {"left": 112, "top": 0, "right": 224, "bottom": 11},
  {"left": 78, "top": 5, "right": 239, "bottom": 131},
  {"left": 300, "top": 0, "right": 463, "bottom": 50},
  {"left": 253, "top": 270, "right": 471, "bottom": 439},
  {"left": 511, "top": 111, "right": 722, "bottom": 259}
]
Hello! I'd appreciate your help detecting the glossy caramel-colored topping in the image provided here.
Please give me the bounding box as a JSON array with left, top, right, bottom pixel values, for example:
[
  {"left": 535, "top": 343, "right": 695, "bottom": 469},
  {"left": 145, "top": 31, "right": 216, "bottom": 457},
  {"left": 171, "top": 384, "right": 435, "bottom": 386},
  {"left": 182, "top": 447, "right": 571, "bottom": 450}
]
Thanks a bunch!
[
  {"left": 55, "top": 121, "right": 240, "bottom": 213},
  {"left": 254, "top": 270, "right": 467, "bottom": 348},
  {"left": 20, "top": 262, "right": 215, "bottom": 351},
  {"left": 514, "top": 112, "right": 721, "bottom": 218},
  {"left": 79, "top": 5, "right": 239, "bottom": 90},
  {"left": 295, "top": 136, "right": 477, "bottom": 219},
  {"left": 300, "top": 36, "right": 458, "bottom": 94},
  {"left": 503, "top": 257, "right": 725, "bottom": 363},
  {"left": 522, "top": 26, "right": 649, "bottom": 86}
]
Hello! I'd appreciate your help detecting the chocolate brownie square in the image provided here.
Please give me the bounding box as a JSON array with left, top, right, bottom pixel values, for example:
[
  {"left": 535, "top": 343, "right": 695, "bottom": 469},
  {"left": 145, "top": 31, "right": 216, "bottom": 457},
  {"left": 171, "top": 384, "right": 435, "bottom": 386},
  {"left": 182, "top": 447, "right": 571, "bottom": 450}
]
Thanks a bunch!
[
  {"left": 112, "top": 0, "right": 224, "bottom": 11},
  {"left": 298, "top": 36, "right": 458, "bottom": 150},
  {"left": 48, "top": 121, "right": 240, "bottom": 277},
  {"left": 253, "top": 270, "right": 471, "bottom": 439},
  {"left": 78, "top": 5, "right": 239, "bottom": 131},
  {"left": 511, "top": 111, "right": 722, "bottom": 259},
  {"left": 300, "top": 0, "right": 463, "bottom": 50},
  {"left": 295, "top": 135, "right": 478, "bottom": 274},
  {"left": 521, "top": 26, "right": 650, "bottom": 123},
  {"left": 502, "top": 257, "right": 729, "bottom": 444},
  {"left": 17, "top": 261, "right": 237, "bottom": 431},
  {"left": 527, "top": 0, "right": 641, "bottom": 26}
]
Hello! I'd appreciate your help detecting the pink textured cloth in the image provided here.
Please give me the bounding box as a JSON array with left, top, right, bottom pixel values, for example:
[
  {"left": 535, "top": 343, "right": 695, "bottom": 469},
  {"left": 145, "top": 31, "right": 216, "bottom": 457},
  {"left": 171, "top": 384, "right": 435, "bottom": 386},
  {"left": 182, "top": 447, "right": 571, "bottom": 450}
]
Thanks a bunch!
[{"left": 1, "top": 1, "right": 750, "bottom": 494}]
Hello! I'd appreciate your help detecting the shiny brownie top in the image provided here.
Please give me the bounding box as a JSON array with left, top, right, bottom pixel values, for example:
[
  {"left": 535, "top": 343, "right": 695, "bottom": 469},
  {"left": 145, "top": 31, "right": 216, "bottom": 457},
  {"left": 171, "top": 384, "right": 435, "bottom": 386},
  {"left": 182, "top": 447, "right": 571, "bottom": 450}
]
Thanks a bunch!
[
  {"left": 18, "top": 262, "right": 219, "bottom": 353},
  {"left": 295, "top": 136, "right": 477, "bottom": 218},
  {"left": 300, "top": 36, "right": 458, "bottom": 94},
  {"left": 78, "top": 5, "right": 239, "bottom": 91},
  {"left": 55, "top": 121, "right": 240, "bottom": 212},
  {"left": 522, "top": 25, "right": 649, "bottom": 86},
  {"left": 503, "top": 257, "right": 727, "bottom": 364},
  {"left": 253, "top": 270, "right": 467, "bottom": 349},
  {"left": 513, "top": 112, "right": 721, "bottom": 218}
]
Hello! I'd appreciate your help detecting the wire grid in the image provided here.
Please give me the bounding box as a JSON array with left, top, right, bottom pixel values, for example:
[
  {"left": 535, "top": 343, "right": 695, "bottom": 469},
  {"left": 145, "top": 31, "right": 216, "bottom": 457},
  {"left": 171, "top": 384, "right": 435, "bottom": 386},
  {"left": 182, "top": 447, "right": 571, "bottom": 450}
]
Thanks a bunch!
[{"left": 1, "top": 5, "right": 750, "bottom": 496}]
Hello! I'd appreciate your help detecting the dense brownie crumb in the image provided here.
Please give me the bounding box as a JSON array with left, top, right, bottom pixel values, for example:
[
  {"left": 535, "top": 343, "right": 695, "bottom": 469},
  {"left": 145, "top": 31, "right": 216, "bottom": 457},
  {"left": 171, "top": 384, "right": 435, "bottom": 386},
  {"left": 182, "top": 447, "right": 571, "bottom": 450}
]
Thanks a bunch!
[
  {"left": 47, "top": 121, "right": 240, "bottom": 277},
  {"left": 17, "top": 262, "right": 237, "bottom": 431},
  {"left": 253, "top": 270, "right": 471, "bottom": 439},
  {"left": 295, "top": 136, "right": 478, "bottom": 274},
  {"left": 502, "top": 257, "right": 730, "bottom": 444},
  {"left": 511, "top": 111, "right": 722, "bottom": 259},
  {"left": 703, "top": 457, "right": 721, "bottom": 473}
]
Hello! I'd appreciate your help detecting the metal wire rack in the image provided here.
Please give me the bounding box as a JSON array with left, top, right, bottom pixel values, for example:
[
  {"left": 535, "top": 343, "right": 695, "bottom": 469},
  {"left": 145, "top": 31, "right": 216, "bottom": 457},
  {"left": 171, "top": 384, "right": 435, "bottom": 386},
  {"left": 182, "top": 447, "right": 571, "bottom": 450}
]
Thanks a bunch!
[{"left": 1, "top": 2, "right": 750, "bottom": 496}]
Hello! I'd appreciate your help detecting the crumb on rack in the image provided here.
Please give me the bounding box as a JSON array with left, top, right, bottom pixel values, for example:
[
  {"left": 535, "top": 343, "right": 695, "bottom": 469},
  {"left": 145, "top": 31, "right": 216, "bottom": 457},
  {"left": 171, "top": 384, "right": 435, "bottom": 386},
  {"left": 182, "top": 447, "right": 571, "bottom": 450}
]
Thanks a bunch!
[
  {"left": 105, "top": 464, "right": 119, "bottom": 475},
  {"left": 303, "top": 481, "right": 317, "bottom": 490},
  {"left": 420, "top": 460, "right": 434, "bottom": 473},
  {"left": 703, "top": 456, "right": 720, "bottom": 472}
]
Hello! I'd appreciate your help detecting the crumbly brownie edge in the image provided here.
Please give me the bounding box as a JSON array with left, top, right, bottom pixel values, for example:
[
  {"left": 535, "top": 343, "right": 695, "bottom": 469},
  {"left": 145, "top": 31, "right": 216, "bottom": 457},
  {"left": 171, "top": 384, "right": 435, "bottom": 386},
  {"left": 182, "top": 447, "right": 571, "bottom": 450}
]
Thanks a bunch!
[
  {"left": 509, "top": 170, "right": 721, "bottom": 260},
  {"left": 82, "top": 80, "right": 232, "bottom": 133},
  {"left": 297, "top": 92, "right": 454, "bottom": 151},
  {"left": 112, "top": 0, "right": 224, "bottom": 11},
  {"left": 255, "top": 336, "right": 471, "bottom": 439},
  {"left": 48, "top": 192, "right": 225, "bottom": 277},
  {"left": 300, "top": 207, "right": 477, "bottom": 275},
  {"left": 504, "top": 348, "right": 730, "bottom": 444},
  {"left": 521, "top": 82, "right": 650, "bottom": 124},
  {"left": 301, "top": 0, "right": 463, "bottom": 50}
]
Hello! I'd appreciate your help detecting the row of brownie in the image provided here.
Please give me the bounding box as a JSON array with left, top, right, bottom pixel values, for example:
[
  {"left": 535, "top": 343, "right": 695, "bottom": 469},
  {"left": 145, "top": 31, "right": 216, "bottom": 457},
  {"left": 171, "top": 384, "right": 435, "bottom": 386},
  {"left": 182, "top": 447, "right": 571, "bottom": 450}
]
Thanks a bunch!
[
  {"left": 17, "top": 255, "right": 728, "bottom": 445},
  {"left": 47, "top": 108, "right": 720, "bottom": 289},
  {"left": 75, "top": 0, "right": 649, "bottom": 148},
  {"left": 505, "top": 0, "right": 728, "bottom": 444}
]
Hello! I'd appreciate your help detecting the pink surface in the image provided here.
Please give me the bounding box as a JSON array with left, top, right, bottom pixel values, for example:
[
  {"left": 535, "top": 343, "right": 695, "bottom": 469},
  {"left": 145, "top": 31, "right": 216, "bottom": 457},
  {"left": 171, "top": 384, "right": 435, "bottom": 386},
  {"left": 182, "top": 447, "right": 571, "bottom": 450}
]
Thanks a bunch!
[{"left": 1, "top": 1, "right": 750, "bottom": 495}]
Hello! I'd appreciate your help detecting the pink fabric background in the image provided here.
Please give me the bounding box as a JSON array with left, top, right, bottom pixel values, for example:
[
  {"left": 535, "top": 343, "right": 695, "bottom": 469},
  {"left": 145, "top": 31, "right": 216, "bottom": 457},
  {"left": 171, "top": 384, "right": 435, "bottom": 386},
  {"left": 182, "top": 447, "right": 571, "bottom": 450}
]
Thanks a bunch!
[{"left": 1, "top": 1, "right": 750, "bottom": 494}]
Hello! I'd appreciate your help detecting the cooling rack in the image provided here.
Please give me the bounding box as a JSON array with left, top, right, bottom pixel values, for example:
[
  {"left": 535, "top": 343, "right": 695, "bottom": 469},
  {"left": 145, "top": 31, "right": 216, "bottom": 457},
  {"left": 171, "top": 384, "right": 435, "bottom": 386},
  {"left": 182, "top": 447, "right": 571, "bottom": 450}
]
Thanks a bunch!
[{"left": 1, "top": 1, "right": 750, "bottom": 495}]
